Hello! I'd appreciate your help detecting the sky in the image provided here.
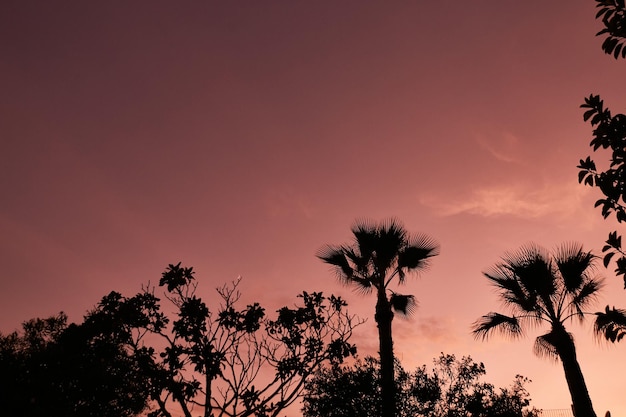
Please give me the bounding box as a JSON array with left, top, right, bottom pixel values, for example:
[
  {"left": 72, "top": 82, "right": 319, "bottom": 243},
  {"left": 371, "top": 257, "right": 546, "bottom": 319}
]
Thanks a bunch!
[{"left": 2, "top": 1, "right": 626, "bottom": 415}]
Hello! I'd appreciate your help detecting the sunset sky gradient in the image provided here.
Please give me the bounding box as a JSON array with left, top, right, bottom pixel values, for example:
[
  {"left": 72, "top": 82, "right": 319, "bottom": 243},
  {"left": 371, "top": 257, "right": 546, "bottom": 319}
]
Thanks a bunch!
[{"left": 2, "top": 1, "right": 626, "bottom": 415}]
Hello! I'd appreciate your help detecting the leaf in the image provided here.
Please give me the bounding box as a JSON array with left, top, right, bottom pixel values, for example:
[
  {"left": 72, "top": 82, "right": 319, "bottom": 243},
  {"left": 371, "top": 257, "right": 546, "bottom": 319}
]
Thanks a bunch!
[
  {"left": 607, "top": 231, "right": 622, "bottom": 249},
  {"left": 583, "top": 109, "right": 596, "bottom": 122},
  {"left": 603, "top": 251, "right": 616, "bottom": 267},
  {"left": 591, "top": 113, "right": 604, "bottom": 125}
]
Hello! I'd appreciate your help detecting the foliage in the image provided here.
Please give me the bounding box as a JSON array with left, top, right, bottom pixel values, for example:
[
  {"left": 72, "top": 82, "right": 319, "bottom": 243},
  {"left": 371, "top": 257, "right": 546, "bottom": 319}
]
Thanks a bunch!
[
  {"left": 577, "top": 2, "right": 626, "bottom": 345},
  {"left": 595, "top": 0, "right": 626, "bottom": 59},
  {"left": 87, "top": 262, "right": 360, "bottom": 417},
  {"left": 318, "top": 218, "right": 439, "bottom": 417},
  {"left": 594, "top": 305, "right": 626, "bottom": 342},
  {"left": 0, "top": 313, "right": 153, "bottom": 417},
  {"left": 578, "top": 95, "right": 626, "bottom": 285},
  {"left": 302, "top": 353, "right": 538, "bottom": 417},
  {"left": 472, "top": 243, "right": 601, "bottom": 417}
]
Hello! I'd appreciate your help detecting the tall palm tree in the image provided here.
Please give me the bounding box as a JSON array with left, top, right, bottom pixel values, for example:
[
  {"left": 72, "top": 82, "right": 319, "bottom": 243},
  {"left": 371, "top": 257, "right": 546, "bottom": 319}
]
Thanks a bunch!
[
  {"left": 472, "top": 243, "right": 602, "bottom": 417},
  {"left": 318, "top": 219, "right": 439, "bottom": 417}
]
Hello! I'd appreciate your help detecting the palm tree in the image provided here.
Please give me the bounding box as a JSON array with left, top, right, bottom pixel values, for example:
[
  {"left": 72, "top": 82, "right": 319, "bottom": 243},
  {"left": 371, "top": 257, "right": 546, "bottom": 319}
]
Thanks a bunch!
[
  {"left": 472, "top": 243, "right": 602, "bottom": 417},
  {"left": 318, "top": 219, "right": 439, "bottom": 417}
]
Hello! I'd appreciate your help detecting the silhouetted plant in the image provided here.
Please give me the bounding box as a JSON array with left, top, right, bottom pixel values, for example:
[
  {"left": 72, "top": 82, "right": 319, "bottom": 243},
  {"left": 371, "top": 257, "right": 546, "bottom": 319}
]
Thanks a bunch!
[
  {"left": 595, "top": 0, "right": 626, "bottom": 59},
  {"left": 302, "top": 353, "right": 538, "bottom": 417},
  {"left": 578, "top": 95, "right": 626, "bottom": 284},
  {"left": 318, "top": 219, "right": 439, "bottom": 417},
  {"left": 0, "top": 313, "right": 153, "bottom": 417},
  {"left": 594, "top": 305, "right": 626, "bottom": 342},
  {"left": 577, "top": 0, "right": 626, "bottom": 346},
  {"left": 88, "top": 262, "right": 361, "bottom": 417},
  {"left": 472, "top": 243, "right": 601, "bottom": 417}
]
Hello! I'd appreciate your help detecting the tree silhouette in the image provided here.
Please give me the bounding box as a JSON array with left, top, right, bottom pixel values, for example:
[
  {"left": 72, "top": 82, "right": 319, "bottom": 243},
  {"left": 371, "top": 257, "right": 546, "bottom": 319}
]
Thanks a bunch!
[
  {"left": 0, "top": 313, "right": 153, "bottom": 417},
  {"left": 578, "top": 95, "right": 626, "bottom": 284},
  {"left": 577, "top": 0, "right": 626, "bottom": 344},
  {"left": 472, "top": 243, "right": 602, "bottom": 417},
  {"left": 578, "top": 1, "right": 626, "bottom": 262},
  {"left": 88, "top": 263, "right": 361, "bottom": 417},
  {"left": 302, "top": 353, "right": 538, "bottom": 417},
  {"left": 318, "top": 219, "right": 439, "bottom": 417}
]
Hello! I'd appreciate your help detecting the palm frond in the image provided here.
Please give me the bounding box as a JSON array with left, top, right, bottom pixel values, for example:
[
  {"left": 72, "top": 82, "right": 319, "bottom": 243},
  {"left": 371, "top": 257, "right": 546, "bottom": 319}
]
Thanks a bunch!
[
  {"left": 397, "top": 238, "right": 440, "bottom": 270},
  {"left": 372, "top": 219, "right": 407, "bottom": 275},
  {"left": 533, "top": 330, "right": 569, "bottom": 362},
  {"left": 379, "top": 218, "right": 407, "bottom": 242},
  {"left": 317, "top": 246, "right": 354, "bottom": 282},
  {"left": 472, "top": 312, "right": 522, "bottom": 340},
  {"left": 351, "top": 277, "right": 374, "bottom": 295},
  {"left": 595, "top": 305, "right": 626, "bottom": 342},
  {"left": 397, "top": 268, "right": 406, "bottom": 283},
  {"left": 484, "top": 268, "right": 537, "bottom": 313},
  {"left": 389, "top": 293, "right": 417, "bottom": 316},
  {"left": 351, "top": 219, "right": 378, "bottom": 264},
  {"left": 343, "top": 246, "right": 371, "bottom": 278},
  {"left": 569, "top": 279, "right": 604, "bottom": 322},
  {"left": 506, "top": 244, "right": 556, "bottom": 299},
  {"left": 555, "top": 242, "right": 596, "bottom": 293}
]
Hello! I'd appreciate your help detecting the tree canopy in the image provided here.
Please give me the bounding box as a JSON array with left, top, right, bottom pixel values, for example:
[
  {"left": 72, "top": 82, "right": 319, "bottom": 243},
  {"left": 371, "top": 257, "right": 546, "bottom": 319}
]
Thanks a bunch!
[
  {"left": 0, "top": 263, "right": 361, "bottom": 417},
  {"left": 87, "top": 263, "right": 361, "bottom": 417},
  {"left": 0, "top": 313, "right": 153, "bottom": 417},
  {"left": 302, "top": 353, "right": 538, "bottom": 417}
]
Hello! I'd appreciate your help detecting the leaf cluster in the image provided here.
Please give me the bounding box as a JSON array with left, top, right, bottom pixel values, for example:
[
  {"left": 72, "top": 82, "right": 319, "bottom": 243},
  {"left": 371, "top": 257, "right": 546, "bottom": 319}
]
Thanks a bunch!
[
  {"left": 578, "top": 95, "right": 626, "bottom": 285},
  {"left": 596, "top": 0, "right": 626, "bottom": 58},
  {"left": 595, "top": 305, "right": 626, "bottom": 342}
]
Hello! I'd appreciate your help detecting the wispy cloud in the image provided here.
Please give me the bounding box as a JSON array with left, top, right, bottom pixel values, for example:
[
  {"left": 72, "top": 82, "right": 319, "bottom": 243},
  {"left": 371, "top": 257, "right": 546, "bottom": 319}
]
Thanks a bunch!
[
  {"left": 414, "top": 315, "right": 459, "bottom": 344},
  {"left": 421, "top": 180, "right": 595, "bottom": 221},
  {"left": 475, "top": 131, "right": 521, "bottom": 164}
]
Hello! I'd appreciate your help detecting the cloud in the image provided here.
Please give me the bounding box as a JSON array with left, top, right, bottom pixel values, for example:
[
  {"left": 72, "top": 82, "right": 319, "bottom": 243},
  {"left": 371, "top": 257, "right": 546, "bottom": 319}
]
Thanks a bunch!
[
  {"left": 414, "top": 315, "right": 459, "bottom": 344},
  {"left": 391, "top": 314, "right": 460, "bottom": 346},
  {"left": 421, "top": 180, "right": 595, "bottom": 221},
  {"left": 390, "top": 315, "right": 465, "bottom": 366},
  {"left": 475, "top": 131, "right": 521, "bottom": 164}
]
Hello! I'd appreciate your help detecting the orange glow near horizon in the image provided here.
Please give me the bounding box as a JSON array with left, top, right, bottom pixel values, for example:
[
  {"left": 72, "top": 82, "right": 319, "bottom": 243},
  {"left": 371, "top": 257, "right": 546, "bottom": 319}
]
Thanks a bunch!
[{"left": 2, "top": 1, "right": 626, "bottom": 415}]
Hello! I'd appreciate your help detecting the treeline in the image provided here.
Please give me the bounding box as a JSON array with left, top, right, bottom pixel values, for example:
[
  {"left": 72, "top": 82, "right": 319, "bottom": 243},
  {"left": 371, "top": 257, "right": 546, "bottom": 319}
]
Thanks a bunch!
[{"left": 0, "top": 261, "right": 536, "bottom": 417}]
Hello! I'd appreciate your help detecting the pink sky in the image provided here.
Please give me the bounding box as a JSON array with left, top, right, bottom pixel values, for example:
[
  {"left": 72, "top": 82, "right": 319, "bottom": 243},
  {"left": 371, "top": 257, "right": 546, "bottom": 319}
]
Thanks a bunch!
[{"left": 2, "top": 1, "right": 626, "bottom": 415}]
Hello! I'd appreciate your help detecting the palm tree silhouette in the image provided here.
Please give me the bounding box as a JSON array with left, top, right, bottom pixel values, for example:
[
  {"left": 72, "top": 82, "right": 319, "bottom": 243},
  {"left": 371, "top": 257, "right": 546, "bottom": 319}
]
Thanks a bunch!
[
  {"left": 318, "top": 219, "right": 439, "bottom": 417},
  {"left": 472, "top": 243, "right": 602, "bottom": 417}
]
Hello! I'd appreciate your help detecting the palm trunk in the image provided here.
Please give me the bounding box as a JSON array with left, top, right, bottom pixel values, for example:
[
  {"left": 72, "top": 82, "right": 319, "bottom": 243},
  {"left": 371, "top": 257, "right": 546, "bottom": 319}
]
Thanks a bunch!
[
  {"left": 555, "top": 329, "right": 597, "bottom": 417},
  {"left": 375, "top": 290, "right": 395, "bottom": 417}
]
